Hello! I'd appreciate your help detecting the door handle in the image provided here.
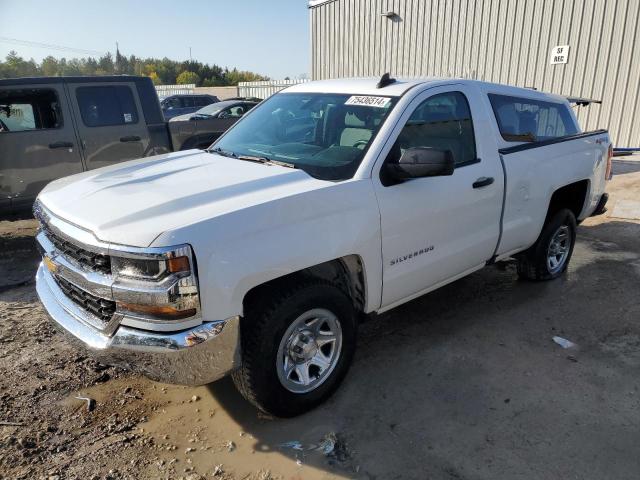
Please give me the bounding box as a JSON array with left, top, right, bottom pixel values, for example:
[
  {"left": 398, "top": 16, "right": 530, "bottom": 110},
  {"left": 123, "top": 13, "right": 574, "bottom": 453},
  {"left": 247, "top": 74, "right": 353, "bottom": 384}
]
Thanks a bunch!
[
  {"left": 49, "top": 141, "right": 73, "bottom": 149},
  {"left": 473, "top": 176, "right": 494, "bottom": 188},
  {"left": 120, "top": 135, "right": 141, "bottom": 142}
]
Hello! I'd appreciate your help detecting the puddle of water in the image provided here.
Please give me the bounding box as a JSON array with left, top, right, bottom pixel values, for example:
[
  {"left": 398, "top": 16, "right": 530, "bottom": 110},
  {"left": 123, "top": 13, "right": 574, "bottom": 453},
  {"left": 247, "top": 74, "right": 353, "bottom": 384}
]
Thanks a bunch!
[
  {"left": 136, "top": 383, "right": 353, "bottom": 479},
  {"left": 69, "top": 378, "right": 354, "bottom": 478},
  {"left": 571, "top": 240, "right": 639, "bottom": 271}
]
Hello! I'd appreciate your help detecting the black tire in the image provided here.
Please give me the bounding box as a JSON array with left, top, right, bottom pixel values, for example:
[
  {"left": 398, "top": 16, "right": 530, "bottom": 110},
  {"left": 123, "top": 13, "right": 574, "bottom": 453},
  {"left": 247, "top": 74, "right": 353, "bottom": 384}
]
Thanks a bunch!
[
  {"left": 517, "top": 208, "right": 577, "bottom": 281},
  {"left": 232, "top": 280, "right": 357, "bottom": 417}
]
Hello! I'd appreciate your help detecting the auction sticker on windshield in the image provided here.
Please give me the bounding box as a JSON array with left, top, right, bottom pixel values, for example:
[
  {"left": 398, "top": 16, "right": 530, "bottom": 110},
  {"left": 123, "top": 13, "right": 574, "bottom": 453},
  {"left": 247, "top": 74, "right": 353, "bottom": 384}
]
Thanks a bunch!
[{"left": 345, "top": 96, "right": 391, "bottom": 108}]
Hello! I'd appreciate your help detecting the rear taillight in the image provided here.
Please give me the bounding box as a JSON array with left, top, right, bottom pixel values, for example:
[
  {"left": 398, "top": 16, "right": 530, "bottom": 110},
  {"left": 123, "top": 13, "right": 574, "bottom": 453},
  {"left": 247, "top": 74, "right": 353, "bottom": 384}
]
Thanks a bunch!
[{"left": 605, "top": 144, "right": 613, "bottom": 180}]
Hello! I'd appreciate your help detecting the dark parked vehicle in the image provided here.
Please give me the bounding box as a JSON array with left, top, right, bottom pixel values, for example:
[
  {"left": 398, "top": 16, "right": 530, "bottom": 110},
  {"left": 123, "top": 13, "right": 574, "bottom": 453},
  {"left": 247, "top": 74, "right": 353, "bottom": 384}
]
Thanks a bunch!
[
  {"left": 169, "top": 99, "right": 258, "bottom": 122},
  {"left": 226, "top": 96, "right": 263, "bottom": 103},
  {"left": 160, "top": 94, "right": 218, "bottom": 120},
  {"left": 0, "top": 76, "right": 237, "bottom": 218},
  {"left": 167, "top": 100, "right": 258, "bottom": 150}
]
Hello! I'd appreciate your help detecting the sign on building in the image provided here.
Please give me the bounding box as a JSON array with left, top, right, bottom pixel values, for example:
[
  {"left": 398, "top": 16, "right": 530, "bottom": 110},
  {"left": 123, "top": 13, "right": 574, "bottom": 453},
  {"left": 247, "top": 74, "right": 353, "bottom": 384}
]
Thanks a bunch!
[{"left": 550, "top": 45, "right": 570, "bottom": 64}]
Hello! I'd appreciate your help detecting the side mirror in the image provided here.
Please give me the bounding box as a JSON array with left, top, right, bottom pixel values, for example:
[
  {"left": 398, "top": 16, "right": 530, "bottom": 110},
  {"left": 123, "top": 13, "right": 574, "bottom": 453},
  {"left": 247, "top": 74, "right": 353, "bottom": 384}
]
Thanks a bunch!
[{"left": 385, "top": 147, "right": 454, "bottom": 180}]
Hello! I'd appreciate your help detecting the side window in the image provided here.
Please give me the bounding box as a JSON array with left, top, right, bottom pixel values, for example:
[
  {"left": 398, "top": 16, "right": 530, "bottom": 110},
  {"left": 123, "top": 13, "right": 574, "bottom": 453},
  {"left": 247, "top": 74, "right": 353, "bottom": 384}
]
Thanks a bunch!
[
  {"left": 489, "top": 94, "right": 578, "bottom": 142},
  {"left": 76, "top": 86, "right": 139, "bottom": 127},
  {"left": 164, "top": 97, "right": 181, "bottom": 109},
  {"left": 393, "top": 91, "right": 477, "bottom": 166},
  {"left": 0, "top": 88, "right": 62, "bottom": 132},
  {"left": 182, "top": 96, "right": 196, "bottom": 108},
  {"left": 197, "top": 96, "right": 213, "bottom": 107},
  {"left": 219, "top": 106, "right": 245, "bottom": 118},
  {"left": 229, "top": 105, "right": 245, "bottom": 117}
]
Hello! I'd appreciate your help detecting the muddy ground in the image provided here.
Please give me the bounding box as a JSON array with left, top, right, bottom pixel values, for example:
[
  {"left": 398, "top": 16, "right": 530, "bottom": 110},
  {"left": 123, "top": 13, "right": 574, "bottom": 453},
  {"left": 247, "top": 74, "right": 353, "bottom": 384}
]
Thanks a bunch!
[{"left": 1, "top": 161, "right": 639, "bottom": 480}]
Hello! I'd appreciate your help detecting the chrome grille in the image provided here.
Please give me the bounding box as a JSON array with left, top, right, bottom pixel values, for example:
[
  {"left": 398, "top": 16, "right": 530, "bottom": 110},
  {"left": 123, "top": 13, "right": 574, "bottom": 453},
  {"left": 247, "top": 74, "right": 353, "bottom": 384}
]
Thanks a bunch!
[
  {"left": 43, "top": 226, "right": 111, "bottom": 274},
  {"left": 55, "top": 275, "right": 116, "bottom": 323}
]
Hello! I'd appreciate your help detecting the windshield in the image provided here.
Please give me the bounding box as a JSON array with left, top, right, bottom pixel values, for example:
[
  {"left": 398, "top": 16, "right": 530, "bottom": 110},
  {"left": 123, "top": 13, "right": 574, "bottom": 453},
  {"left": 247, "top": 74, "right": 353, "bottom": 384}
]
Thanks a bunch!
[
  {"left": 196, "top": 103, "right": 225, "bottom": 116},
  {"left": 211, "top": 93, "right": 398, "bottom": 181}
]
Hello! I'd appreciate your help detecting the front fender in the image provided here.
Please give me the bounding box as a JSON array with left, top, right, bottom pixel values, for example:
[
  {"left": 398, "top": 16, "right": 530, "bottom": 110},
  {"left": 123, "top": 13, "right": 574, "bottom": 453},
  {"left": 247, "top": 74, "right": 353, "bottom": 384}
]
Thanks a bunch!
[{"left": 154, "top": 179, "right": 383, "bottom": 321}]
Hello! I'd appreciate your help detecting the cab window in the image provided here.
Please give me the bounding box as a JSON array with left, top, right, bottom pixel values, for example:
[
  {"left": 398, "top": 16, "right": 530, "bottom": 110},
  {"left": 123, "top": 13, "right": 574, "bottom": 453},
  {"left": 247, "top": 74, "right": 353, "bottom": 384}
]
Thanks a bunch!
[
  {"left": 0, "top": 88, "right": 62, "bottom": 133},
  {"left": 76, "top": 86, "right": 139, "bottom": 127},
  {"left": 222, "top": 105, "right": 246, "bottom": 118},
  {"left": 390, "top": 91, "right": 477, "bottom": 166},
  {"left": 489, "top": 93, "right": 578, "bottom": 142},
  {"left": 164, "top": 97, "right": 182, "bottom": 109},
  {"left": 196, "top": 96, "right": 213, "bottom": 107}
]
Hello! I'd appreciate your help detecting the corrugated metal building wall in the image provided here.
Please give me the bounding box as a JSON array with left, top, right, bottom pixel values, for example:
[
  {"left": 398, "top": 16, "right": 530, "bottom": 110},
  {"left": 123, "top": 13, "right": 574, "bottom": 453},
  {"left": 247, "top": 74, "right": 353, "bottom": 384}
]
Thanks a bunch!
[{"left": 309, "top": 0, "right": 640, "bottom": 147}]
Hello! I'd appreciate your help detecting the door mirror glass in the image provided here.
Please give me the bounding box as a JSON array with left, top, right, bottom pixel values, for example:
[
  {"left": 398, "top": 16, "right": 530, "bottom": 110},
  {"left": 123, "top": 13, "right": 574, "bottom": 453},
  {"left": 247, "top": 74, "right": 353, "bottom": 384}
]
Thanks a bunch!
[{"left": 386, "top": 147, "right": 454, "bottom": 180}]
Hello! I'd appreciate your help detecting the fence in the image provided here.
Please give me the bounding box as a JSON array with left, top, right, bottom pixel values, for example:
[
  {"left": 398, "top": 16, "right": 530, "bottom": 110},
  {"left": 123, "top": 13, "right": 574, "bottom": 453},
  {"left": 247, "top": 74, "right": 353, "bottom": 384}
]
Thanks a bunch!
[
  {"left": 154, "top": 84, "right": 195, "bottom": 98},
  {"left": 154, "top": 80, "right": 309, "bottom": 100},
  {"left": 238, "top": 79, "right": 310, "bottom": 99}
]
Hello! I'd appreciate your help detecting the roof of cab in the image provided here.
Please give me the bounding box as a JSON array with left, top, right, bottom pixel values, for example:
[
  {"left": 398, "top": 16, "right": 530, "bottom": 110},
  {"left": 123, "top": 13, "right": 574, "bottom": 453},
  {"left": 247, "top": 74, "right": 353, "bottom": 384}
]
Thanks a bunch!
[
  {"left": 283, "top": 76, "right": 569, "bottom": 104},
  {"left": 0, "top": 75, "right": 151, "bottom": 87},
  {"left": 283, "top": 77, "right": 441, "bottom": 96},
  {"left": 0, "top": 75, "right": 166, "bottom": 124}
]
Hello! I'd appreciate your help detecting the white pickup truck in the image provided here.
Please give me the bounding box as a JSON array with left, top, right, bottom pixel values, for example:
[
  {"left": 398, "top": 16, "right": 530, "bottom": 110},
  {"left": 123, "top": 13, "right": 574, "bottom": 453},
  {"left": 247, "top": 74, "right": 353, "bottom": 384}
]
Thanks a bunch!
[{"left": 34, "top": 76, "right": 611, "bottom": 417}]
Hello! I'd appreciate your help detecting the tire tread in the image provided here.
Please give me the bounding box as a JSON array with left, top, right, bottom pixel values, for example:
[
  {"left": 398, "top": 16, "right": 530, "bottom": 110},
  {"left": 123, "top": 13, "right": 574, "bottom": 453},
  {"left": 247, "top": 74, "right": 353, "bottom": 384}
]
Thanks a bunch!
[
  {"left": 517, "top": 208, "right": 576, "bottom": 281},
  {"left": 232, "top": 278, "right": 354, "bottom": 416}
]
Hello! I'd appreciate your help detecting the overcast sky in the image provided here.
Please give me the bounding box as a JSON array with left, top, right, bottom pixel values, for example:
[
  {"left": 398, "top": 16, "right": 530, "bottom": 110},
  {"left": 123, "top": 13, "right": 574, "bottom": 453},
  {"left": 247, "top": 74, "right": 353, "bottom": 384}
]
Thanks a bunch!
[{"left": 0, "top": 0, "right": 310, "bottom": 79}]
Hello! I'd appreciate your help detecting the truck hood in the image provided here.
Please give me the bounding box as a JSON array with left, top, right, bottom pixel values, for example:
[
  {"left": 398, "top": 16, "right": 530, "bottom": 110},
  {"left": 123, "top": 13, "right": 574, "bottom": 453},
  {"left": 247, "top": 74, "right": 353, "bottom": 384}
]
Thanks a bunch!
[{"left": 38, "top": 150, "right": 330, "bottom": 247}]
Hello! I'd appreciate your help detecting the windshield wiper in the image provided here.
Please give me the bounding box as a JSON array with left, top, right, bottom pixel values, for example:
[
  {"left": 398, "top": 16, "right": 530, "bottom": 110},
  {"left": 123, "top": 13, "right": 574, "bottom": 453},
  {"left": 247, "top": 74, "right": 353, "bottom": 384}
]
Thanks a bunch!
[
  {"left": 236, "top": 155, "right": 297, "bottom": 169},
  {"left": 209, "top": 149, "right": 296, "bottom": 169},
  {"left": 209, "top": 147, "right": 237, "bottom": 158},
  {"left": 267, "top": 158, "right": 297, "bottom": 169}
]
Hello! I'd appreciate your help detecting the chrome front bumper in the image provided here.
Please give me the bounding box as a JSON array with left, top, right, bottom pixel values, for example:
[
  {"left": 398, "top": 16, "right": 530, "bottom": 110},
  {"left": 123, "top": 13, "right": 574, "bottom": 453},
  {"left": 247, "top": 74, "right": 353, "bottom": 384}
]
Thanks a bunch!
[{"left": 36, "top": 264, "right": 241, "bottom": 385}]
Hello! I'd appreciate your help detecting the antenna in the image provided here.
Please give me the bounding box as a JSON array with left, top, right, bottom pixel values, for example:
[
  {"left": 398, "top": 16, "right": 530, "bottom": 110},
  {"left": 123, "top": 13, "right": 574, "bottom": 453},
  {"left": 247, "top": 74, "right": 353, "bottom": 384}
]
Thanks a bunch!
[{"left": 377, "top": 72, "right": 396, "bottom": 88}]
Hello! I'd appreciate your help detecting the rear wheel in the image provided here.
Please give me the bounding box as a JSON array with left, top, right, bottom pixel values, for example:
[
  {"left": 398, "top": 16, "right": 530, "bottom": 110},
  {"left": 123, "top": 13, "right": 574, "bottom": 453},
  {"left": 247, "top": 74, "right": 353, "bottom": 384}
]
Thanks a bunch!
[
  {"left": 517, "top": 208, "right": 577, "bottom": 280},
  {"left": 232, "top": 280, "right": 357, "bottom": 417}
]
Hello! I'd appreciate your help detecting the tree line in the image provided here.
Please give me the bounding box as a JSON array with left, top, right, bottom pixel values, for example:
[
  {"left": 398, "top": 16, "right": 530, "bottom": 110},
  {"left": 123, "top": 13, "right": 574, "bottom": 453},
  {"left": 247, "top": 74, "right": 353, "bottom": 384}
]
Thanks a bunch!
[{"left": 0, "top": 50, "right": 269, "bottom": 86}]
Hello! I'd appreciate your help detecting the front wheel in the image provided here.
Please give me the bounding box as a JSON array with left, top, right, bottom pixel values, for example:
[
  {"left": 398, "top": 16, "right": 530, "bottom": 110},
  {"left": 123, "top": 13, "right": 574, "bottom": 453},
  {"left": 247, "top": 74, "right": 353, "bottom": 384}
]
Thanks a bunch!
[
  {"left": 517, "top": 208, "right": 577, "bottom": 280},
  {"left": 232, "top": 280, "right": 357, "bottom": 417}
]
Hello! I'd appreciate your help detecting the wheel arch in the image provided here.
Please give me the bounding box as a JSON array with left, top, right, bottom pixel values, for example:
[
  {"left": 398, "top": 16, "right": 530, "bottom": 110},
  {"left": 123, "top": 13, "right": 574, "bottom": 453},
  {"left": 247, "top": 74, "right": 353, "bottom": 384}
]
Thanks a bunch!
[
  {"left": 546, "top": 179, "right": 590, "bottom": 221},
  {"left": 242, "top": 255, "right": 367, "bottom": 316}
]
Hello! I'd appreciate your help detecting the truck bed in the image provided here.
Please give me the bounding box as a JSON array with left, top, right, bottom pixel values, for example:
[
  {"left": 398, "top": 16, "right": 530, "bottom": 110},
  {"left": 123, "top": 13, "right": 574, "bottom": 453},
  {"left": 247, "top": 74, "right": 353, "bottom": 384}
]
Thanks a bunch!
[{"left": 496, "top": 129, "right": 610, "bottom": 258}]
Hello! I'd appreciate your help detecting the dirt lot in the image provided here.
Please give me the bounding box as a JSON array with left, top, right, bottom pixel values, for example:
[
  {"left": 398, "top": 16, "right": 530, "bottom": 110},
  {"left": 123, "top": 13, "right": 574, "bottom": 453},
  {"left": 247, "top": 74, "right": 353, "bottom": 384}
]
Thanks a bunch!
[{"left": 1, "top": 161, "right": 639, "bottom": 480}]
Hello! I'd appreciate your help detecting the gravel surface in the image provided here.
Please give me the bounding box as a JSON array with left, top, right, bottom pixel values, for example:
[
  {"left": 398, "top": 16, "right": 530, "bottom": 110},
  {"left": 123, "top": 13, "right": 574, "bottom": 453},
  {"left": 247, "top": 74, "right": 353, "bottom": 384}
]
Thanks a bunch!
[{"left": 1, "top": 161, "right": 638, "bottom": 480}]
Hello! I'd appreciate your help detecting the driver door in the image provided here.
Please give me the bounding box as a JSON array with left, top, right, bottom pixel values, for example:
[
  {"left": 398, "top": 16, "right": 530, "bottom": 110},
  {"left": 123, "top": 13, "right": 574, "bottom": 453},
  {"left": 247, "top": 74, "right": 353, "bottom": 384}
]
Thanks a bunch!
[
  {"left": 0, "top": 83, "right": 84, "bottom": 214},
  {"left": 373, "top": 85, "right": 503, "bottom": 308}
]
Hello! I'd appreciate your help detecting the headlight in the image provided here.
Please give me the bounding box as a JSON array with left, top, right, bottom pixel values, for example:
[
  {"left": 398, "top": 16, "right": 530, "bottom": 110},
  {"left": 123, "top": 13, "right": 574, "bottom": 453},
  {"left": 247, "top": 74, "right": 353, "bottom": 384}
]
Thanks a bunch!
[{"left": 110, "top": 245, "right": 200, "bottom": 322}]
